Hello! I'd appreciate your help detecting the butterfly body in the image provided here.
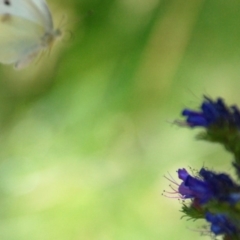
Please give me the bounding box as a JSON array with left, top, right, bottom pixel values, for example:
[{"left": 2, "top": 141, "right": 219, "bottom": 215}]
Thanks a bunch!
[{"left": 0, "top": 0, "right": 61, "bottom": 69}]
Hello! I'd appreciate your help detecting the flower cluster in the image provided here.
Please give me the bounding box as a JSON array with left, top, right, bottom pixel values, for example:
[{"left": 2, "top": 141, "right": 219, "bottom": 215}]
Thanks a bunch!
[
  {"left": 166, "top": 97, "right": 240, "bottom": 239},
  {"left": 178, "top": 168, "right": 240, "bottom": 235},
  {"left": 182, "top": 97, "right": 240, "bottom": 129}
]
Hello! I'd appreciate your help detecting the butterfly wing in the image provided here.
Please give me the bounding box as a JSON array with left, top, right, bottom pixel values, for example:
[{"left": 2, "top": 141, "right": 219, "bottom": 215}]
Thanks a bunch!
[
  {"left": 0, "top": 0, "right": 60, "bottom": 69},
  {"left": 0, "top": 0, "right": 53, "bottom": 30},
  {"left": 0, "top": 15, "right": 45, "bottom": 67}
]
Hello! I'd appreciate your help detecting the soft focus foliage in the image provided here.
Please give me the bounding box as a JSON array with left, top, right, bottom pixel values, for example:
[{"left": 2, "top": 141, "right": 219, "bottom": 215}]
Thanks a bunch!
[{"left": 0, "top": 0, "right": 240, "bottom": 239}]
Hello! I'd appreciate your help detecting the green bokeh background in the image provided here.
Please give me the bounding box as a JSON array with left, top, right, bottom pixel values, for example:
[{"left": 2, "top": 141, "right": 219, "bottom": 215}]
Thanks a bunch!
[{"left": 0, "top": 0, "right": 239, "bottom": 239}]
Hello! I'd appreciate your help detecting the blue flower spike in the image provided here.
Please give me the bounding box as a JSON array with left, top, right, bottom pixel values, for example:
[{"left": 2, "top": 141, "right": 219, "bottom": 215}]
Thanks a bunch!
[
  {"left": 165, "top": 97, "right": 240, "bottom": 239},
  {"left": 182, "top": 97, "right": 238, "bottom": 128},
  {"left": 205, "top": 212, "right": 239, "bottom": 238},
  {"left": 165, "top": 167, "right": 240, "bottom": 239},
  {"left": 181, "top": 97, "right": 240, "bottom": 173}
]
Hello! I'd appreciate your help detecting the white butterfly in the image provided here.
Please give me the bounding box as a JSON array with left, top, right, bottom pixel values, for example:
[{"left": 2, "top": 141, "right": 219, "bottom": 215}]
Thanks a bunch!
[{"left": 0, "top": 0, "right": 62, "bottom": 69}]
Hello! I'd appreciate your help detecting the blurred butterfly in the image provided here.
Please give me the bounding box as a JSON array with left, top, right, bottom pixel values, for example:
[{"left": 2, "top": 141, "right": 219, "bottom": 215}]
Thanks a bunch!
[{"left": 0, "top": 0, "right": 62, "bottom": 69}]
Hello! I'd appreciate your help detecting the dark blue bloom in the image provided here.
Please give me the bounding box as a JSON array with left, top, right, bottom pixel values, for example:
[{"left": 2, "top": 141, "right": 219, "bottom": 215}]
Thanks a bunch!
[
  {"left": 177, "top": 168, "right": 212, "bottom": 203},
  {"left": 199, "top": 168, "right": 240, "bottom": 204},
  {"left": 205, "top": 212, "right": 239, "bottom": 236},
  {"left": 231, "top": 106, "right": 240, "bottom": 129},
  {"left": 229, "top": 193, "right": 240, "bottom": 204},
  {"left": 177, "top": 168, "right": 239, "bottom": 205},
  {"left": 182, "top": 97, "right": 240, "bottom": 128}
]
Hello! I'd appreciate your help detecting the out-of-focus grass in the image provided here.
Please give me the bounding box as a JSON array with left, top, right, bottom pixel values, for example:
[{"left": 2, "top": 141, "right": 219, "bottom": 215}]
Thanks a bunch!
[{"left": 0, "top": 0, "right": 239, "bottom": 239}]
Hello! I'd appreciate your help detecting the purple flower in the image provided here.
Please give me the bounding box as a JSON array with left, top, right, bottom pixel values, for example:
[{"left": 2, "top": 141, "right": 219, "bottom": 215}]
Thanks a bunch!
[
  {"left": 199, "top": 168, "right": 238, "bottom": 203},
  {"left": 182, "top": 97, "right": 240, "bottom": 128},
  {"left": 177, "top": 168, "right": 212, "bottom": 203},
  {"left": 176, "top": 168, "right": 239, "bottom": 205},
  {"left": 205, "top": 212, "right": 239, "bottom": 236}
]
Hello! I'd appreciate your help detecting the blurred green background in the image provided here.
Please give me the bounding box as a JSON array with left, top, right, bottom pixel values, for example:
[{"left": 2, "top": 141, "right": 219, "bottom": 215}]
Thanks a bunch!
[{"left": 0, "top": 0, "right": 239, "bottom": 239}]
